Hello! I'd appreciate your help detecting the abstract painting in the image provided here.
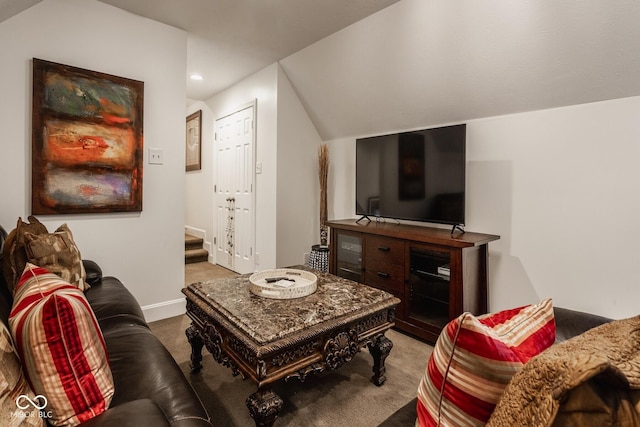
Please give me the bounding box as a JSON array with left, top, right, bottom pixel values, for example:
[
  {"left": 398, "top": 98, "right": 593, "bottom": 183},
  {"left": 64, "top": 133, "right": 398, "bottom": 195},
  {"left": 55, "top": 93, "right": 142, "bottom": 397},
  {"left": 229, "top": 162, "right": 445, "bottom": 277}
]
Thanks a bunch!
[{"left": 32, "top": 58, "right": 144, "bottom": 214}]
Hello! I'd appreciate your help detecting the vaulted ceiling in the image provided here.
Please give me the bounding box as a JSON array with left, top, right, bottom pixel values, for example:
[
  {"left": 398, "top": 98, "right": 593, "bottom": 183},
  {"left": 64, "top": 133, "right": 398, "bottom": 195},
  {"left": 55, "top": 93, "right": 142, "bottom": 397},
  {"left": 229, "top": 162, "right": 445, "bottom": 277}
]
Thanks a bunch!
[
  {"left": 1, "top": 0, "right": 400, "bottom": 100},
  {"left": 278, "top": 0, "right": 640, "bottom": 139}
]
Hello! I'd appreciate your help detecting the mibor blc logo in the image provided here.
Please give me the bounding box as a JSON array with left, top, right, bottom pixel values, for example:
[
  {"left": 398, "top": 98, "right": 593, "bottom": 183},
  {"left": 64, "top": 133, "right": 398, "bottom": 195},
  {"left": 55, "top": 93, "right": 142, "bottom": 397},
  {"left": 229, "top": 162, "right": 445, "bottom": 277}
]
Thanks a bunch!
[{"left": 15, "top": 394, "right": 52, "bottom": 420}]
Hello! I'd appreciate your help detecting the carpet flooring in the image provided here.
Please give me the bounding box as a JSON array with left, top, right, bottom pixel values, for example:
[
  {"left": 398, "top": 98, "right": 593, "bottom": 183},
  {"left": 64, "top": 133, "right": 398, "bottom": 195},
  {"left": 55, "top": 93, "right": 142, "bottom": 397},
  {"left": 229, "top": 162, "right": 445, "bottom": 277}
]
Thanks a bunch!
[{"left": 149, "top": 262, "right": 432, "bottom": 426}]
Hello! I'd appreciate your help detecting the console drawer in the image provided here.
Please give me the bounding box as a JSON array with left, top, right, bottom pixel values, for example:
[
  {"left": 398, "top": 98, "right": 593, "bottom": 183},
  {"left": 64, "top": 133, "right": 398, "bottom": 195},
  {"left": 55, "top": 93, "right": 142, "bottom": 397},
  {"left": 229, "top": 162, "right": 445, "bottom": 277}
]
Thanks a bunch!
[
  {"left": 365, "top": 235, "right": 404, "bottom": 264},
  {"left": 365, "top": 266, "right": 404, "bottom": 293},
  {"left": 364, "top": 235, "right": 404, "bottom": 292}
]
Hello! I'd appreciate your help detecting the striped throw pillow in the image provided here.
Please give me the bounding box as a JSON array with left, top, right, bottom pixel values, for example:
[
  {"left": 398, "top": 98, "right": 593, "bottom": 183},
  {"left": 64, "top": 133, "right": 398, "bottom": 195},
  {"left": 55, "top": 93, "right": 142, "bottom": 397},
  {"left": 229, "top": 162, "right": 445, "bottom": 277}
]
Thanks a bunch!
[
  {"left": 0, "top": 322, "right": 45, "bottom": 427},
  {"left": 9, "top": 264, "right": 114, "bottom": 427},
  {"left": 417, "top": 299, "right": 555, "bottom": 427}
]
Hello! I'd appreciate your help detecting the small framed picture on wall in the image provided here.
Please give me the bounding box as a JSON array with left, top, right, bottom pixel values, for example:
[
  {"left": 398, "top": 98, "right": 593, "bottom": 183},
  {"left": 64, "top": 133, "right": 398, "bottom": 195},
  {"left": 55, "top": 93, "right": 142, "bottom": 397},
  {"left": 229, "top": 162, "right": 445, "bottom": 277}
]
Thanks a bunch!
[{"left": 186, "top": 110, "right": 202, "bottom": 171}]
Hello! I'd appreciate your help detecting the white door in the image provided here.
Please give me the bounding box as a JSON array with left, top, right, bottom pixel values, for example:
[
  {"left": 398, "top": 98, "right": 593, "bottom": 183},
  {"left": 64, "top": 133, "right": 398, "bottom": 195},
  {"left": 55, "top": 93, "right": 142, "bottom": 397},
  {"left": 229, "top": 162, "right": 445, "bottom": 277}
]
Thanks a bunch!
[{"left": 214, "top": 104, "right": 255, "bottom": 274}]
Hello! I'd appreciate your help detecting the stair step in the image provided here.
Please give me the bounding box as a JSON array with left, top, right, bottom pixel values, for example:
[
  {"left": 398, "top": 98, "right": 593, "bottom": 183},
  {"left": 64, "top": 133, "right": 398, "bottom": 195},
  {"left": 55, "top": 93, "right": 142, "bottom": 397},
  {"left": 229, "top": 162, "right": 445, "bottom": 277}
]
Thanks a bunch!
[
  {"left": 186, "top": 241, "right": 204, "bottom": 251},
  {"left": 185, "top": 234, "right": 208, "bottom": 264},
  {"left": 185, "top": 234, "right": 204, "bottom": 250},
  {"left": 185, "top": 248, "right": 209, "bottom": 264}
]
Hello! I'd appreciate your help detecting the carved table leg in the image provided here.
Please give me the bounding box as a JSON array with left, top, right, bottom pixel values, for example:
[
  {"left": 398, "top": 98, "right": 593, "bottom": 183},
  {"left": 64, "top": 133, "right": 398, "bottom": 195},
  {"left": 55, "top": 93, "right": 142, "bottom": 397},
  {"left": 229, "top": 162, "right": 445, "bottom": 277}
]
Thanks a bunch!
[
  {"left": 246, "top": 389, "right": 283, "bottom": 427},
  {"left": 368, "top": 334, "right": 393, "bottom": 386},
  {"left": 186, "top": 324, "right": 204, "bottom": 373}
]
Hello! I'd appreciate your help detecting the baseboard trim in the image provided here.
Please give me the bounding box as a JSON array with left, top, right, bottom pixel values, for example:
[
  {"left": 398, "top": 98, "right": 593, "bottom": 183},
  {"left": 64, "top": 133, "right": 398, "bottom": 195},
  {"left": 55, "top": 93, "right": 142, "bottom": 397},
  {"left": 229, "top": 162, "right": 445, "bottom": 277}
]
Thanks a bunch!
[
  {"left": 142, "top": 298, "right": 186, "bottom": 323},
  {"left": 184, "top": 225, "right": 205, "bottom": 239}
]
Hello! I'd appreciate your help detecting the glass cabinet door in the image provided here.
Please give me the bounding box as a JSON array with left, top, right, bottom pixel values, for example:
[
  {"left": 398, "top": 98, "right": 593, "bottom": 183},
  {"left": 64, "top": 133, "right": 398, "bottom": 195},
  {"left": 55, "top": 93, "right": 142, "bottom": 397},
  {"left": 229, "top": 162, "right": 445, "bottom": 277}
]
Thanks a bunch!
[
  {"left": 407, "top": 247, "right": 451, "bottom": 330},
  {"left": 335, "top": 232, "right": 363, "bottom": 282}
]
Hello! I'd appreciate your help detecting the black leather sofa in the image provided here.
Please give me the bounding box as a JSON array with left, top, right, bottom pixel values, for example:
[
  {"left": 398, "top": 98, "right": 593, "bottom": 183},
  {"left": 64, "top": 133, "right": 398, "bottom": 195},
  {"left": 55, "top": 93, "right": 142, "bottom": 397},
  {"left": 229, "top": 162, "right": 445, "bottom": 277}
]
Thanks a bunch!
[
  {"left": 378, "top": 306, "right": 613, "bottom": 426},
  {"left": 0, "top": 225, "right": 212, "bottom": 427}
]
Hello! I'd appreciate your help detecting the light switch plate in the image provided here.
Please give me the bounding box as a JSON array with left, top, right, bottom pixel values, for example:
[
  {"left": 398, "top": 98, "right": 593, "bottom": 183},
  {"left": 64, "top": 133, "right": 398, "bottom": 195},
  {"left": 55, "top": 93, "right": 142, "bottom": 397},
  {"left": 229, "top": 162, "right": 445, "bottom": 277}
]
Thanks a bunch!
[{"left": 149, "top": 148, "right": 164, "bottom": 164}]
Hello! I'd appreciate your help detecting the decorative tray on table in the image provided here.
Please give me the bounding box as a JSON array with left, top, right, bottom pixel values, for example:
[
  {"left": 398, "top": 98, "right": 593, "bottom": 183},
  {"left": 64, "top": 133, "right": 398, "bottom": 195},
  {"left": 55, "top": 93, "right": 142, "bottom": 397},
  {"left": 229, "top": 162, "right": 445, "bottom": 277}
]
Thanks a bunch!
[{"left": 249, "top": 268, "right": 317, "bottom": 299}]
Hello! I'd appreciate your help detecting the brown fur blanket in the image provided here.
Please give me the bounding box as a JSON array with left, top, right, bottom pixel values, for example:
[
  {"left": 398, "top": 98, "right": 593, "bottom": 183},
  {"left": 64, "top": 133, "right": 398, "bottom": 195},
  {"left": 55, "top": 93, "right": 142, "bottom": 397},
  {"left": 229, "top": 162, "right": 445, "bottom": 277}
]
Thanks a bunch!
[{"left": 487, "top": 315, "right": 640, "bottom": 427}]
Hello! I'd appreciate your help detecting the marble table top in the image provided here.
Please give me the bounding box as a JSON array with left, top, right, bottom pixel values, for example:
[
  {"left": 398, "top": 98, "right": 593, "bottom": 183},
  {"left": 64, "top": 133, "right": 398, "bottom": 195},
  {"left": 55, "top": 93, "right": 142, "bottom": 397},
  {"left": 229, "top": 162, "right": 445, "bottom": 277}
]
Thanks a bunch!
[{"left": 187, "top": 266, "right": 398, "bottom": 345}]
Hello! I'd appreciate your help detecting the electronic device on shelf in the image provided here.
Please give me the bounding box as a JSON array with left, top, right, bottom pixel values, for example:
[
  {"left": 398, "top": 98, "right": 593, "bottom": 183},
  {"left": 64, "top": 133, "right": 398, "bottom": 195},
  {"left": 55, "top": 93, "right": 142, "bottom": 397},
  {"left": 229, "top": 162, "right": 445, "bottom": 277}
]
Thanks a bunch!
[{"left": 355, "top": 123, "right": 466, "bottom": 232}]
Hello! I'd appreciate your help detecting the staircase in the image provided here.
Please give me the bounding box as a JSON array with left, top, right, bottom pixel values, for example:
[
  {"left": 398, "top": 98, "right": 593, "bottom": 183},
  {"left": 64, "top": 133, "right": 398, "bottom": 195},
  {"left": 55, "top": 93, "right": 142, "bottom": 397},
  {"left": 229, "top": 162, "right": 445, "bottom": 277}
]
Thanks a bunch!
[{"left": 185, "top": 234, "right": 208, "bottom": 264}]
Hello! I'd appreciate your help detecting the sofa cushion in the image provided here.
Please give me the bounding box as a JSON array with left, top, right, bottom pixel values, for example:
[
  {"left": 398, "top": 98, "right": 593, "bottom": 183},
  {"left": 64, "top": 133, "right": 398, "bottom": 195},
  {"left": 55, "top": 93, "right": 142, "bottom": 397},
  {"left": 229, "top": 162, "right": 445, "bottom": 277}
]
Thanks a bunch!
[
  {"left": 24, "top": 223, "right": 88, "bottom": 291},
  {"left": 0, "top": 321, "right": 45, "bottom": 427},
  {"left": 417, "top": 299, "right": 555, "bottom": 427},
  {"left": 102, "top": 325, "right": 211, "bottom": 426},
  {"left": 73, "top": 399, "right": 172, "bottom": 427},
  {"left": 1, "top": 216, "right": 48, "bottom": 294},
  {"left": 9, "top": 264, "right": 114, "bottom": 426}
]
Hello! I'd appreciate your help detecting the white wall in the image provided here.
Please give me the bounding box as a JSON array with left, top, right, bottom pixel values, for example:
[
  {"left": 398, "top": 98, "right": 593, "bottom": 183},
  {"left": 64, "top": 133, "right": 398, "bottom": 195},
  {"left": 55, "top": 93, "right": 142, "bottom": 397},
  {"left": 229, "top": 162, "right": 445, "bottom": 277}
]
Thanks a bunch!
[
  {"left": 275, "top": 66, "right": 323, "bottom": 266},
  {"left": 200, "top": 65, "right": 279, "bottom": 269},
  {"left": 328, "top": 96, "right": 640, "bottom": 320},
  {"left": 0, "top": 0, "right": 188, "bottom": 321},
  {"left": 185, "top": 100, "right": 215, "bottom": 258},
  {"left": 467, "top": 96, "right": 640, "bottom": 319},
  {"left": 185, "top": 64, "right": 322, "bottom": 270}
]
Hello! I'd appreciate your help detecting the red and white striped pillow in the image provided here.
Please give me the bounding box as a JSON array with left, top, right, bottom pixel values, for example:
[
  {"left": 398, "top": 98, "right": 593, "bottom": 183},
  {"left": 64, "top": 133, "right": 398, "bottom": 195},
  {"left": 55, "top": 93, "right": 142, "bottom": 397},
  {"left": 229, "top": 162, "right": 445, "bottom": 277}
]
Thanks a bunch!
[
  {"left": 417, "top": 299, "right": 555, "bottom": 427},
  {"left": 9, "top": 264, "right": 114, "bottom": 426}
]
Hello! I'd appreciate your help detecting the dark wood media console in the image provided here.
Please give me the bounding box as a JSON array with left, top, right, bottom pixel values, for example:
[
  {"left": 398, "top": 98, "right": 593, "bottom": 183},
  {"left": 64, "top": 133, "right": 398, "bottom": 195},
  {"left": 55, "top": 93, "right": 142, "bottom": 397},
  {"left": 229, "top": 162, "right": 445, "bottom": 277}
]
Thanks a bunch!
[{"left": 327, "top": 219, "right": 500, "bottom": 343}]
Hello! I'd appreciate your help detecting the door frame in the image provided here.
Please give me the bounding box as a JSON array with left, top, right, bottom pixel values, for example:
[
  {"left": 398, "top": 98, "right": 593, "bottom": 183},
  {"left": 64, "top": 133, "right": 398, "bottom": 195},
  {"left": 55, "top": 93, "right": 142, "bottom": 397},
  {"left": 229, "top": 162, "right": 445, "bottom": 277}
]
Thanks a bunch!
[{"left": 213, "top": 99, "right": 257, "bottom": 272}]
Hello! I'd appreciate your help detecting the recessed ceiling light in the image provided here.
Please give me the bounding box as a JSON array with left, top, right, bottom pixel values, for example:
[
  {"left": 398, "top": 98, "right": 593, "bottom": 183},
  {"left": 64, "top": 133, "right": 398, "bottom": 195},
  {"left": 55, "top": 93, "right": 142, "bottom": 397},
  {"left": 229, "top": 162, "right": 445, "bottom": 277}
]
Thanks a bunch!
[{"left": 189, "top": 74, "right": 203, "bottom": 81}]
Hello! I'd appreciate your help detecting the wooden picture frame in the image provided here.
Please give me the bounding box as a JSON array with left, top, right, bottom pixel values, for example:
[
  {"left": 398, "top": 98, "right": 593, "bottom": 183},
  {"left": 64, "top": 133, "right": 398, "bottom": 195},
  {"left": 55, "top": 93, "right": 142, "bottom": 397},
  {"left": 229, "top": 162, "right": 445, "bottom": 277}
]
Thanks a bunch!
[
  {"left": 186, "top": 110, "right": 202, "bottom": 171},
  {"left": 32, "top": 58, "right": 144, "bottom": 214}
]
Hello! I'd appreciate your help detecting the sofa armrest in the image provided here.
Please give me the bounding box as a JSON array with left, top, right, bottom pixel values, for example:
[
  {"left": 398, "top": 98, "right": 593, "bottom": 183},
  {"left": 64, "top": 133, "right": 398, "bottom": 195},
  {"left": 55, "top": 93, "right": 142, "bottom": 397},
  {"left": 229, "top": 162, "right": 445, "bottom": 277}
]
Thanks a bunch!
[
  {"left": 85, "top": 277, "right": 148, "bottom": 330},
  {"left": 83, "top": 259, "right": 103, "bottom": 286},
  {"left": 553, "top": 307, "right": 612, "bottom": 343},
  {"left": 0, "top": 225, "right": 7, "bottom": 249},
  {"left": 378, "top": 398, "right": 418, "bottom": 426},
  {"left": 76, "top": 399, "right": 171, "bottom": 427}
]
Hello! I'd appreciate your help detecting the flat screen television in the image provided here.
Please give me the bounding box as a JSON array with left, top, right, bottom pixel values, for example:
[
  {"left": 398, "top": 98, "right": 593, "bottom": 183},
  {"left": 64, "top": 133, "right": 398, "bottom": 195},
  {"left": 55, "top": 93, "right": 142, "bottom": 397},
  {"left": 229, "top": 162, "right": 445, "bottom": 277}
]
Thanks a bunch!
[{"left": 356, "top": 124, "right": 466, "bottom": 226}]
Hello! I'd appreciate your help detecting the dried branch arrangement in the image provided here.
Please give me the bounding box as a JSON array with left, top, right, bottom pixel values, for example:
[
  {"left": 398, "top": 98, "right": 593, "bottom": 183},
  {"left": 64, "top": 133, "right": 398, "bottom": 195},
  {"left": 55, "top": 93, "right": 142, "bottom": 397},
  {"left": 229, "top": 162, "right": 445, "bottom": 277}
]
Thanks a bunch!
[{"left": 318, "top": 144, "right": 329, "bottom": 245}]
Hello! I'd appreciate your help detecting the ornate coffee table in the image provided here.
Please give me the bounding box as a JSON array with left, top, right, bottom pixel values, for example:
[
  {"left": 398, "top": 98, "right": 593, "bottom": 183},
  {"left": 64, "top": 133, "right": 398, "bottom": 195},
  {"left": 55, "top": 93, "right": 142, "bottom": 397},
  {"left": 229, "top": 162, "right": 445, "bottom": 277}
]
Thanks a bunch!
[{"left": 183, "top": 266, "right": 400, "bottom": 427}]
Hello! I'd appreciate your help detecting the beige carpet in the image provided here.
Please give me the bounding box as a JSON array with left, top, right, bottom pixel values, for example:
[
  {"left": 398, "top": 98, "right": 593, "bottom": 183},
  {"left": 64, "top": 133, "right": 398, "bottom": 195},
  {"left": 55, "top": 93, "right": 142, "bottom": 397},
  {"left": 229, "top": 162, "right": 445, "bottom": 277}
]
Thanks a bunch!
[
  {"left": 184, "top": 261, "right": 238, "bottom": 284},
  {"left": 149, "top": 262, "right": 432, "bottom": 426}
]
